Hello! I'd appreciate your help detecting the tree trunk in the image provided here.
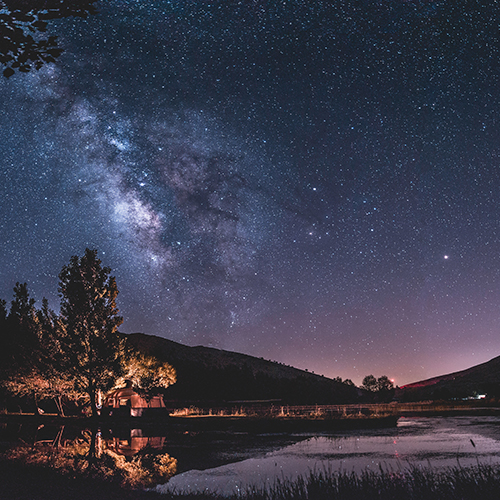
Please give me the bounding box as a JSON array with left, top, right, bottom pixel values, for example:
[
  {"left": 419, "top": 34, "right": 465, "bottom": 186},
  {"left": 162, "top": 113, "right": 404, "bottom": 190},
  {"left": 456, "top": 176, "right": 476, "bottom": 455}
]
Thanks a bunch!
[
  {"left": 88, "top": 427, "right": 98, "bottom": 466},
  {"left": 89, "top": 384, "right": 98, "bottom": 418}
]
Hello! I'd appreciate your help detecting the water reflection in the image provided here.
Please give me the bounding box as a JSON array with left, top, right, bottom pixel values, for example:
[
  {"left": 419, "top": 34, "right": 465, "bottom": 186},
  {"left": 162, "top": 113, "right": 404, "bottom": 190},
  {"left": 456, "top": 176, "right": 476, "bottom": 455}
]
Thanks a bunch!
[
  {"left": 4, "top": 416, "right": 500, "bottom": 495},
  {"left": 1, "top": 424, "right": 177, "bottom": 488},
  {"left": 158, "top": 416, "right": 500, "bottom": 496},
  {"left": 106, "top": 429, "right": 166, "bottom": 457},
  {"left": 0, "top": 421, "right": 301, "bottom": 490}
]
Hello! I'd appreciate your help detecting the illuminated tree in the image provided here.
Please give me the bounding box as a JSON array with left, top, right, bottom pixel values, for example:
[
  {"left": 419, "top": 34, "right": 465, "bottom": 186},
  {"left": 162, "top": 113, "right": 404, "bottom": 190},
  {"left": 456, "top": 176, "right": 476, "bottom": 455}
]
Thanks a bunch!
[
  {"left": 1, "top": 367, "right": 79, "bottom": 415},
  {"left": 1, "top": 251, "right": 173, "bottom": 416},
  {"left": 58, "top": 248, "right": 125, "bottom": 417},
  {"left": 119, "top": 350, "right": 176, "bottom": 399}
]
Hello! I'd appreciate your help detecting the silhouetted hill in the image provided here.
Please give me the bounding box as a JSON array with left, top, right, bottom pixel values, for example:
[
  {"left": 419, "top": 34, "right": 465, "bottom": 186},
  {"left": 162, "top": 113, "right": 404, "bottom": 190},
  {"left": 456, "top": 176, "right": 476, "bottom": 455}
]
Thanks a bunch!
[
  {"left": 124, "top": 332, "right": 361, "bottom": 405},
  {"left": 399, "top": 355, "right": 500, "bottom": 401}
]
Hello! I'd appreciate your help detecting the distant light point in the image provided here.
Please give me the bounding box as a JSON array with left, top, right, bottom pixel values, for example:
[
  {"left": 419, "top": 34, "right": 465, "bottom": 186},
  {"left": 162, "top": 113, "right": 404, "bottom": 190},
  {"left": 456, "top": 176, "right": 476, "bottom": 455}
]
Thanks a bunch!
[{"left": 444, "top": 255, "right": 449, "bottom": 260}]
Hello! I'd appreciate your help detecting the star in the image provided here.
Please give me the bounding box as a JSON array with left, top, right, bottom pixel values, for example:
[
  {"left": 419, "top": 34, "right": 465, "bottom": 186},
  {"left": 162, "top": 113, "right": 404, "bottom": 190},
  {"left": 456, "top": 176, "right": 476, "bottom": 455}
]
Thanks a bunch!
[{"left": 1, "top": 0, "right": 499, "bottom": 387}]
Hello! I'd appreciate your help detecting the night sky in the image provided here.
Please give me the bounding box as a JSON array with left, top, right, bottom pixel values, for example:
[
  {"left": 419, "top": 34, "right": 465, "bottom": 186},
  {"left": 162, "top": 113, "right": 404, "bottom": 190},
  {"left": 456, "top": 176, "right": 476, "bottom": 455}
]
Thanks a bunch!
[{"left": 2, "top": 0, "right": 500, "bottom": 386}]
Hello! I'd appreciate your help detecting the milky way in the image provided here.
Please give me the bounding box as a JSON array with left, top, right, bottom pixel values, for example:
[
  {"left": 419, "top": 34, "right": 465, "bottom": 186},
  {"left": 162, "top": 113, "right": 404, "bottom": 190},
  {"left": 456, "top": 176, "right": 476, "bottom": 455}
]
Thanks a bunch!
[{"left": 2, "top": 0, "right": 500, "bottom": 385}]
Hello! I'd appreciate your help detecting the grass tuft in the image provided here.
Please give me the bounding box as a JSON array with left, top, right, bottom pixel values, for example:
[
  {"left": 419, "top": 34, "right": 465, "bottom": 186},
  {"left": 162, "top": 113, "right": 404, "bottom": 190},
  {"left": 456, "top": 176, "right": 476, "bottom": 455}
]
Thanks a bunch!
[
  {"left": 159, "top": 464, "right": 500, "bottom": 500},
  {"left": 4, "top": 450, "right": 500, "bottom": 499}
]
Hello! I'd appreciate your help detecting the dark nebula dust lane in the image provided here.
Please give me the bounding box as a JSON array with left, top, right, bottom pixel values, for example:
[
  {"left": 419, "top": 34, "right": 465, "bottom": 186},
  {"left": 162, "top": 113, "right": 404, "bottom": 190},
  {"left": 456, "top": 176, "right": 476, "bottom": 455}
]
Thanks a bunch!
[{"left": 2, "top": 0, "right": 500, "bottom": 385}]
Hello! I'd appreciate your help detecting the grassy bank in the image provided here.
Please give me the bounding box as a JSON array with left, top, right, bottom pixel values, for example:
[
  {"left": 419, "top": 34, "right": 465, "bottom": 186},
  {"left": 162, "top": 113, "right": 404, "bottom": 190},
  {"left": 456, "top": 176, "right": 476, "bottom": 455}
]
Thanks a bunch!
[
  {"left": 233, "top": 465, "right": 500, "bottom": 500},
  {"left": 4, "top": 458, "right": 500, "bottom": 500}
]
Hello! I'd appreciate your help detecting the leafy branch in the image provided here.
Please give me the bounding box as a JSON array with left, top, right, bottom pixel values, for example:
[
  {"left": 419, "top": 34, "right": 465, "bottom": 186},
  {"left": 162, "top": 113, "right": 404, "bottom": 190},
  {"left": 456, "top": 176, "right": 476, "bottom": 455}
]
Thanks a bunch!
[{"left": 0, "top": 0, "right": 97, "bottom": 77}]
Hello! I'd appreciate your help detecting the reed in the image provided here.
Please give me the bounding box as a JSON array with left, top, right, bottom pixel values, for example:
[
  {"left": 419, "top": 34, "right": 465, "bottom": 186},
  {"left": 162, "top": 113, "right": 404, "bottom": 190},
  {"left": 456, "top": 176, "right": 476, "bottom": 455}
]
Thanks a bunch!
[
  {"left": 4, "top": 455, "right": 500, "bottom": 499},
  {"left": 160, "top": 464, "right": 500, "bottom": 500}
]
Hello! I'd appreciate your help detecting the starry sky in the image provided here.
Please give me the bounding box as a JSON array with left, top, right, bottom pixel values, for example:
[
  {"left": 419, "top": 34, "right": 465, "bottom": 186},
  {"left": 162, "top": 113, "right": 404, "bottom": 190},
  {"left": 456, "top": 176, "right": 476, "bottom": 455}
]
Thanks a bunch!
[{"left": 2, "top": 0, "right": 500, "bottom": 386}]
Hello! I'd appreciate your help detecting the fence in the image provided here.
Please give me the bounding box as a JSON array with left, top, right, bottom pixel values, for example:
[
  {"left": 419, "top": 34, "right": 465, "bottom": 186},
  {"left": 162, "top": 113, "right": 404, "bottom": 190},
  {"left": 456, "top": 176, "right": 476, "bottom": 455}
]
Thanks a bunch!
[{"left": 169, "top": 401, "right": 500, "bottom": 418}]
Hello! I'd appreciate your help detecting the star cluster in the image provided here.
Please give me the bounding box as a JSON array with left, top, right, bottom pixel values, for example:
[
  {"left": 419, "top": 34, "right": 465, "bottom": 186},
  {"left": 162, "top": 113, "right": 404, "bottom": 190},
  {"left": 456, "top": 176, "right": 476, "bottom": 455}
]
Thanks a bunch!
[{"left": 2, "top": 0, "right": 500, "bottom": 385}]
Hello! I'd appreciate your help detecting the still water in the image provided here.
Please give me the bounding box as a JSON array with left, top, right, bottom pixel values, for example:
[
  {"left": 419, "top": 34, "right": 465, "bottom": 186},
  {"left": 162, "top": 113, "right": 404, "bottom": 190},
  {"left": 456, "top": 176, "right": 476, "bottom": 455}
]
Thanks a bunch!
[
  {"left": 3, "top": 416, "right": 500, "bottom": 494},
  {"left": 157, "top": 416, "right": 500, "bottom": 495}
]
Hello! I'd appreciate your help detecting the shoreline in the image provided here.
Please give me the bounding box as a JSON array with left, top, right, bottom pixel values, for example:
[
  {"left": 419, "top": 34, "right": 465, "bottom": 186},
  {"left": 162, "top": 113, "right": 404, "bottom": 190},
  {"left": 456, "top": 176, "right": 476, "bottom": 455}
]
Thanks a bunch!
[
  {"left": 3, "top": 411, "right": 500, "bottom": 499},
  {"left": 3, "top": 455, "right": 500, "bottom": 500},
  {"left": 0, "top": 410, "right": 400, "bottom": 431}
]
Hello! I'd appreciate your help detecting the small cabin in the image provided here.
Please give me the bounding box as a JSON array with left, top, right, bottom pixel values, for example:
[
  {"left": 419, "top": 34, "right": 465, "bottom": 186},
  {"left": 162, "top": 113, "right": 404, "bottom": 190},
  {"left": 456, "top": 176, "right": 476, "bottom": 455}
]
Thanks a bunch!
[{"left": 102, "top": 381, "right": 167, "bottom": 417}]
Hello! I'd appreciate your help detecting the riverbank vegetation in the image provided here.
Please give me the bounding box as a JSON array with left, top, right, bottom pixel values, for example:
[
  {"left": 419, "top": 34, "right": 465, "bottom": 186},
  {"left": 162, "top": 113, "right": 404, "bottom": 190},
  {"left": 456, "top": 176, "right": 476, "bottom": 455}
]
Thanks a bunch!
[{"left": 235, "top": 464, "right": 500, "bottom": 500}]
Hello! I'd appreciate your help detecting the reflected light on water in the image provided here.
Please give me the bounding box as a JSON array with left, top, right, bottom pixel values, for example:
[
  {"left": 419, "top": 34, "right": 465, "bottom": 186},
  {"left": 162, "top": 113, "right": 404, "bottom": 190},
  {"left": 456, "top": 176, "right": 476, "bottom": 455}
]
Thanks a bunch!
[
  {"left": 5, "top": 416, "right": 500, "bottom": 495},
  {"left": 157, "top": 416, "right": 500, "bottom": 496},
  {"left": 2, "top": 425, "right": 177, "bottom": 489}
]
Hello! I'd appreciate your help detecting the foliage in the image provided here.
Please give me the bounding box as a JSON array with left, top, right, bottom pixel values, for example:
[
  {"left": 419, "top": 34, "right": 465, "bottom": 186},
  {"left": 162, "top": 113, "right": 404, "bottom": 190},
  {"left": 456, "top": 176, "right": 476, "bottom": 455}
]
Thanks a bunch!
[
  {"left": 0, "top": 249, "right": 178, "bottom": 416},
  {"left": 361, "top": 374, "right": 394, "bottom": 393},
  {"left": 0, "top": 283, "right": 44, "bottom": 385},
  {"left": 376, "top": 375, "right": 394, "bottom": 392},
  {"left": 0, "top": 0, "right": 97, "bottom": 77},
  {"left": 58, "top": 248, "right": 125, "bottom": 416},
  {"left": 0, "top": 284, "right": 29, "bottom": 379},
  {"left": 361, "top": 374, "right": 377, "bottom": 392},
  {"left": 119, "top": 350, "right": 176, "bottom": 399},
  {"left": 7, "top": 282, "right": 38, "bottom": 368},
  {"left": 0, "top": 284, "right": 82, "bottom": 414}
]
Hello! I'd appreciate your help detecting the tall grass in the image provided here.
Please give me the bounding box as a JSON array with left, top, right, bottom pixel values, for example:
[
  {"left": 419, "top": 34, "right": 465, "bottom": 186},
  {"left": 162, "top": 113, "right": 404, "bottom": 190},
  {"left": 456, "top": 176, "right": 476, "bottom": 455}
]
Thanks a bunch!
[{"left": 160, "top": 464, "right": 500, "bottom": 500}]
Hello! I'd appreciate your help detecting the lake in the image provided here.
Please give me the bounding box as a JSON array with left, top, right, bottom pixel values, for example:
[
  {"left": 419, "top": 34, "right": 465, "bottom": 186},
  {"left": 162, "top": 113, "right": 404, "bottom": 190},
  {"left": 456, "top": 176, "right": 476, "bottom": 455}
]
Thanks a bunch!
[
  {"left": 3, "top": 415, "right": 500, "bottom": 494},
  {"left": 156, "top": 416, "right": 500, "bottom": 495}
]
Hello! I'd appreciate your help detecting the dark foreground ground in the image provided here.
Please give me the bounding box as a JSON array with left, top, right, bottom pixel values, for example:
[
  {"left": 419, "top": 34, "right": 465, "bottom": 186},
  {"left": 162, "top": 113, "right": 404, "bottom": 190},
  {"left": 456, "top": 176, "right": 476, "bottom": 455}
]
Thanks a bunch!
[{"left": 0, "top": 459, "right": 164, "bottom": 500}]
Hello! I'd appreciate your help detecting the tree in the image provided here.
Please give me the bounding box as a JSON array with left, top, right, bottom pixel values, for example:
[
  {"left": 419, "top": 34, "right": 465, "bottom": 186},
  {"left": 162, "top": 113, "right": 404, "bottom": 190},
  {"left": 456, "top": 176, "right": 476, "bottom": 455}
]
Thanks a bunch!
[
  {"left": 361, "top": 374, "right": 377, "bottom": 392},
  {"left": 0, "top": 283, "right": 40, "bottom": 409},
  {"left": 58, "top": 248, "right": 125, "bottom": 417},
  {"left": 376, "top": 375, "right": 394, "bottom": 392},
  {"left": 33, "top": 298, "right": 81, "bottom": 415},
  {"left": 119, "top": 350, "right": 176, "bottom": 399},
  {"left": 0, "top": 285, "right": 81, "bottom": 415},
  {"left": 0, "top": 0, "right": 98, "bottom": 77},
  {"left": 0, "top": 297, "right": 7, "bottom": 374},
  {"left": 361, "top": 374, "right": 395, "bottom": 393},
  {"left": 1, "top": 282, "right": 39, "bottom": 374}
]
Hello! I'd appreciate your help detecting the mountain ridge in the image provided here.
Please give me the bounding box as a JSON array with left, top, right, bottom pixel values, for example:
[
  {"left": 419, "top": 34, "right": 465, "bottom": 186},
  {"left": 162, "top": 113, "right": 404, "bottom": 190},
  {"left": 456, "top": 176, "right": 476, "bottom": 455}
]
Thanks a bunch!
[
  {"left": 125, "top": 332, "right": 500, "bottom": 402},
  {"left": 124, "top": 332, "right": 361, "bottom": 404},
  {"left": 399, "top": 354, "right": 500, "bottom": 400}
]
